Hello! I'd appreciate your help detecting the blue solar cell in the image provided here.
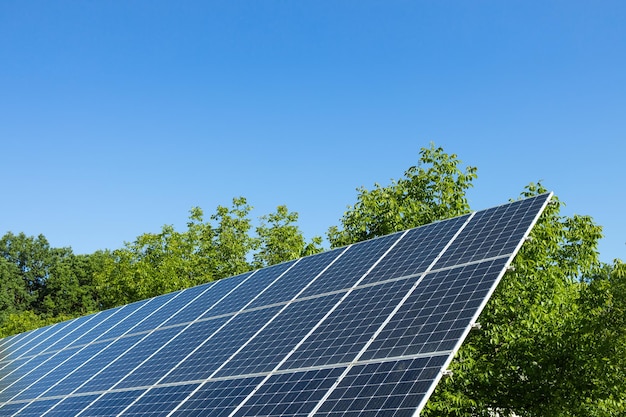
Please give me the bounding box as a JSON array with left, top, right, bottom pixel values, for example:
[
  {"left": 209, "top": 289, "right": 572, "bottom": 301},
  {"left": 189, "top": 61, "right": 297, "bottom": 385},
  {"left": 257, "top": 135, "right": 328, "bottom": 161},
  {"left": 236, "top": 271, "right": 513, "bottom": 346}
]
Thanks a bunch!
[
  {"left": 1, "top": 326, "right": 56, "bottom": 362},
  {"left": 298, "top": 233, "right": 402, "bottom": 298},
  {"left": 126, "top": 289, "right": 185, "bottom": 334},
  {"left": 314, "top": 355, "right": 448, "bottom": 417},
  {"left": 163, "top": 271, "right": 252, "bottom": 326},
  {"left": 204, "top": 261, "right": 296, "bottom": 318},
  {"left": 247, "top": 250, "right": 345, "bottom": 309},
  {"left": 120, "top": 383, "right": 199, "bottom": 417},
  {"left": 216, "top": 293, "right": 344, "bottom": 377},
  {"left": 40, "top": 312, "right": 110, "bottom": 354},
  {"left": 0, "top": 400, "right": 33, "bottom": 416},
  {"left": 361, "top": 214, "right": 470, "bottom": 285},
  {"left": 169, "top": 377, "right": 264, "bottom": 416},
  {"left": 63, "top": 306, "right": 128, "bottom": 349},
  {"left": 2, "top": 321, "right": 73, "bottom": 362},
  {"left": 83, "top": 299, "right": 154, "bottom": 342},
  {"left": 0, "top": 357, "right": 32, "bottom": 391},
  {"left": 0, "top": 332, "right": 28, "bottom": 354},
  {"left": 232, "top": 367, "right": 345, "bottom": 417},
  {"left": 0, "top": 349, "right": 77, "bottom": 403},
  {"left": 9, "top": 342, "right": 106, "bottom": 402},
  {"left": 281, "top": 277, "right": 420, "bottom": 371},
  {"left": 115, "top": 316, "right": 229, "bottom": 389},
  {"left": 43, "top": 335, "right": 144, "bottom": 397},
  {"left": 10, "top": 398, "right": 59, "bottom": 416},
  {"left": 161, "top": 306, "right": 280, "bottom": 384},
  {"left": 75, "top": 327, "right": 181, "bottom": 394},
  {"left": 434, "top": 194, "right": 549, "bottom": 269},
  {"left": 362, "top": 258, "right": 508, "bottom": 360},
  {"left": 43, "top": 394, "right": 100, "bottom": 416},
  {"left": 77, "top": 390, "right": 144, "bottom": 416}
]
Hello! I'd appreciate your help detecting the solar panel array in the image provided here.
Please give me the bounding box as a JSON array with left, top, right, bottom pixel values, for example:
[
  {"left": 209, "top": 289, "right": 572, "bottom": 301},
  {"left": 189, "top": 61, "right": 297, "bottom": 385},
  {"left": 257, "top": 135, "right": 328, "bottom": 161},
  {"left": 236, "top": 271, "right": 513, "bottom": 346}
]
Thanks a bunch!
[{"left": 0, "top": 193, "right": 551, "bottom": 416}]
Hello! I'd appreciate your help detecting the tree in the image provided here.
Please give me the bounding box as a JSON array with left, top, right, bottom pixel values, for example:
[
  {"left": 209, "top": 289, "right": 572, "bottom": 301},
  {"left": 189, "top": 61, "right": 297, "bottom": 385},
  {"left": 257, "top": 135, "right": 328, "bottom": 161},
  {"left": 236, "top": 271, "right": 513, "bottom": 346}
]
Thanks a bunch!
[
  {"left": 254, "top": 205, "right": 323, "bottom": 268},
  {"left": 211, "top": 197, "right": 258, "bottom": 279},
  {"left": 92, "top": 198, "right": 319, "bottom": 309},
  {"left": 328, "top": 143, "right": 477, "bottom": 247},
  {"left": 93, "top": 209, "right": 218, "bottom": 308},
  {"left": 0, "top": 232, "right": 100, "bottom": 336}
]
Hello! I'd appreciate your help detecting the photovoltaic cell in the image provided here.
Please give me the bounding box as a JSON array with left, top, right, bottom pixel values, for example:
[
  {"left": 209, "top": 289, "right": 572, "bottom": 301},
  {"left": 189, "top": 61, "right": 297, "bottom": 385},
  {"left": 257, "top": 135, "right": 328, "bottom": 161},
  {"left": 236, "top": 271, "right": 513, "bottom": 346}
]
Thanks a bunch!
[
  {"left": 121, "top": 384, "right": 199, "bottom": 417},
  {"left": 298, "top": 233, "right": 402, "bottom": 298},
  {"left": 44, "top": 395, "right": 100, "bottom": 417},
  {"left": 314, "top": 356, "right": 448, "bottom": 417},
  {"left": 161, "top": 306, "right": 281, "bottom": 384},
  {"left": 247, "top": 249, "right": 344, "bottom": 309},
  {"left": 5, "top": 398, "right": 60, "bottom": 417},
  {"left": 114, "top": 317, "right": 230, "bottom": 389},
  {"left": 216, "top": 293, "right": 344, "bottom": 377},
  {"left": 170, "top": 376, "right": 264, "bottom": 416},
  {"left": 362, "top": 214, "right": 470, "bottom": 285},
  {"left": 281, "top": 277, "right": 420, "bottom": 370},
  {"left": 75, "top": 327, "right": 182, "bottom": 394},
  {"left": 207, "top": 261, "right": 296, "bottom": 317},
  {"left": 232, "top": 367, "right": 345, "bottom": 417},
  {"left": 0, "top": 193, "right": 551, "bottom": 417}
]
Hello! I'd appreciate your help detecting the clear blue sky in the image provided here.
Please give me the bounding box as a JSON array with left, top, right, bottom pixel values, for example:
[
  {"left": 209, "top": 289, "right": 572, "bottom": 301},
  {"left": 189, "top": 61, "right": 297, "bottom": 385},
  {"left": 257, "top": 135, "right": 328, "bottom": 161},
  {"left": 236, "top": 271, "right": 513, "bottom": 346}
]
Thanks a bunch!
[{"left": 1, "top": 1, "right": 624, "bottom": 263}]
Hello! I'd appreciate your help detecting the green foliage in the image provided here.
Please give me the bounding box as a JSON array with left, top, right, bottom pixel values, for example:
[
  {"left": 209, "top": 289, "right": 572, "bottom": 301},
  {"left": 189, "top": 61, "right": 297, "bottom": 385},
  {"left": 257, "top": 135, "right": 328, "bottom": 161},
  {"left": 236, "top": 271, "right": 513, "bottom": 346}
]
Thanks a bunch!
[
  {"left": 0, "top": 310, "right": 73, "bottom": 339},
  {"left": 0, "top": 232, "right": 100, "bottom": 336},
  {"left": 92, "top": 198, "right": 321, "bottom": 309},
  {"left": 211, "top": 197, "right": 258, "bottom": 278},
  {"left": 328, "top": 143, "right": 477, "bottom": 247},
  {"left": 254, "top": 205, "right": 323, "bottom": 268}
]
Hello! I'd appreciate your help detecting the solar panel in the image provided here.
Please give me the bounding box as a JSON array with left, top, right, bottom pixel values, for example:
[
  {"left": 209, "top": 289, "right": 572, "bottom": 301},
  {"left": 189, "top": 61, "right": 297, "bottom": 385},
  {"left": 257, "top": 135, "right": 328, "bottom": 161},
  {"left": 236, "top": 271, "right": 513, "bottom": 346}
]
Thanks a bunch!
[{"left": 0, "top": 193, "right": 552, "bottom": 416}]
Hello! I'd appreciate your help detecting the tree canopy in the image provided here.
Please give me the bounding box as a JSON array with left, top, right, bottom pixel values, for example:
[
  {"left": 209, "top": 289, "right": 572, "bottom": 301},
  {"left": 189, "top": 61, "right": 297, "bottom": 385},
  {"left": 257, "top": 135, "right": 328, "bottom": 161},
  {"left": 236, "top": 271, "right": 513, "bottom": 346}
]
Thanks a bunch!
[{"left": 1, "top": 144, "right": 623, "bottom": 416}]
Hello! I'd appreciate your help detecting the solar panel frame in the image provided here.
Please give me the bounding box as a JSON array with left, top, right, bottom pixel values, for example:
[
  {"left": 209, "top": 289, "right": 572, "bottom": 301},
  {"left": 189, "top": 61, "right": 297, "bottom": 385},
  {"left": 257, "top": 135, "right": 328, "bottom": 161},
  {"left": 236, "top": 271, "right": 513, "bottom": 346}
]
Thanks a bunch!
[{"left": 0, "top": 193, "right": 552, "bottom": 417}]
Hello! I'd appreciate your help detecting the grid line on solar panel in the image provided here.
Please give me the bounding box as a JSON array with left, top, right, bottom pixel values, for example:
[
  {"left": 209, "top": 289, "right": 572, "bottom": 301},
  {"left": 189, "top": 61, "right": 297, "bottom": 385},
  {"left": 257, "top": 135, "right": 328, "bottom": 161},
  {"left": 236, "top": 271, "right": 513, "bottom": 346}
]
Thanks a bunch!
[
  {"left": 155, "top": 246, "right": 352, "bottom": 417},
  {"left": 80, "top": 271, "right": 256, "bottom": 401},
  {"left": 305, "top": 210, "right": 476, "bottom": 416},
  {"left": 166, "top": 376, "right": 265, "bottom": 417},
  {"left": 35, "top": 308, "right": 128, "bottom": 356},
  {"left": 361, "top": 214, "right": 470, "bottom": 286},
  {"left": 245, "top": 249, "right": 346, "bottom": 310},
  {"left": 160, "top": 271, "right": 255, "bottom": 327},
  {"left": 65, "top": 267, "right": 265, "bottom": 415},
  {"left": 63, "top": 301, "right": 148, "bottom": 350},
  {"left": 4, "top": 398, "right": 60, "bottom": 417},
  {"left": 200, "top": 261, "right": 297, "bottom": 319},
  {"left": 1, "top": 325, "right": 56, "bottom": 357},
  {"left": 297, "top": 232, "right": 403, "bottom": 298},
  {"left": 0, "top": 313, "right": 98, "bottom": 369},
  {"left": 361, "top": 257, "right": 509, "bottom": 361},
  {"left": 42, "top": 394, "right": 101, "bottom": 417},
  {"left": 119, "top": 383, "right": 199, "bottom": 417},
  {"left": 42, "top": 288, "right": 199, "bottom": 398},
  {"left": 0, "top": 307, "right": 130, "bottom": 402},
  {"left": 314, "top": 355, "right": 449, "bottom": 417},
  {"left": 434, "top": 194, "right": 549, "bottom": 269},
  {"left": 114, "top": 265, "right": 294, "bottom": 388},
  {"left": 0, "top": 322, "right": 71, "bottom": 367},
  {"left": 2, "top": 295, "right": 170, "bottom": 405},
  {"left": 219, "top": 231, "right": 409, "bottom": 380},
  {"left": 225, "top": 230, "right": 411, "bottom": 416},
  {"left": 232, "top": 367, "right": 346, "bottom": 417},
  {"left": 0, "top": 193, "right": 552, "bottom": 417},
  {"left": 0, "top": 313, "right": 106, "bottom": 366}
]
